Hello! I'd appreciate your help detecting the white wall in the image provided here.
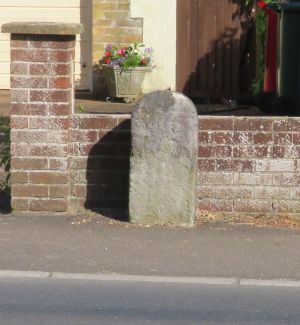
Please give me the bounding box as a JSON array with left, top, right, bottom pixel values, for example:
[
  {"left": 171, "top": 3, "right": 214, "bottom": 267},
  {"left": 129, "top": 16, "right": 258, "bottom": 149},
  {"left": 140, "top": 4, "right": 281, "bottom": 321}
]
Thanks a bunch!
[
  {"left": 131, "top": 0, "right": 177, "bottom": 93},
  {"left": 0, "top": 0, "right": 92, "bottom": 90}
]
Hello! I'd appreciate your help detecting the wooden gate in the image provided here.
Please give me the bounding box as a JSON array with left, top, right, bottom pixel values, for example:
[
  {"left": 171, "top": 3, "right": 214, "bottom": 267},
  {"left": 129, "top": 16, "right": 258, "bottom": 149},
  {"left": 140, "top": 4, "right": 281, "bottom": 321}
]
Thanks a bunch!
[{"left": 177, "top": 0, "right": 256, "bottom": 100}]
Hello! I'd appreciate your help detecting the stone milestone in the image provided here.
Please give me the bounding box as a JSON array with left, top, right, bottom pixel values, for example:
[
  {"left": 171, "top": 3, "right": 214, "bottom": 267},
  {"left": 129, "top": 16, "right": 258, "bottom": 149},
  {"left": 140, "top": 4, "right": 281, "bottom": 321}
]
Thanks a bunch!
[{"left": 129, "top": 90, "right": 198, "bottom": 227}]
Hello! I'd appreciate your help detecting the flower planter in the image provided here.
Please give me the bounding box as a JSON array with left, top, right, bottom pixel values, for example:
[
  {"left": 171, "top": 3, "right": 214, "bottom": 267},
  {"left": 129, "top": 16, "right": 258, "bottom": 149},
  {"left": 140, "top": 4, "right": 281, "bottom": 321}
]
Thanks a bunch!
[{"left": 101, "top": 64, "right": 150, "bottom": 103}]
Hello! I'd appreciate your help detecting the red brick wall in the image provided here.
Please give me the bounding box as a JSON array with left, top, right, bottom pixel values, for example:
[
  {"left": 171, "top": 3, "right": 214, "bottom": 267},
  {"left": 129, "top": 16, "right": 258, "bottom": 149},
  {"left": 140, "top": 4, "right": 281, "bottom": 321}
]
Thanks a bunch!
[
  {"left": 198, "top": 117, "right": 300, "bottom": 216},
  {"left": 69, "top": 114, "right": 131, "bottom": 212},
  {"left": 68, "top": 115, "right": 300, "bottom": 217},
  {"left": 10, "top": 34, "right": 75, "bottom": 212},
  {"left": 10, "top": 99, "right": 300, "bottom": 216}
]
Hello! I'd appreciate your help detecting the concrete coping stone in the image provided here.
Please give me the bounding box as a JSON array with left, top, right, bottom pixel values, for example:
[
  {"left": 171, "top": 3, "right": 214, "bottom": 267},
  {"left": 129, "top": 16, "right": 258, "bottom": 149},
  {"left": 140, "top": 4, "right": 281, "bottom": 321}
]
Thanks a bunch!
[{"left": 1, "top": 22, "right": 83, "bottom": 35}]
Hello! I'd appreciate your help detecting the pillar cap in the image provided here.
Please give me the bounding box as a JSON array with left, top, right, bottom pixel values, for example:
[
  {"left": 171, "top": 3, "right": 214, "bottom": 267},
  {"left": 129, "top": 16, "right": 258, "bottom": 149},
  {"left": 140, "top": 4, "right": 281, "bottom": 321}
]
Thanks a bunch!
[{"left": 1, "top": 22, "right": 83, "bottom": 35}]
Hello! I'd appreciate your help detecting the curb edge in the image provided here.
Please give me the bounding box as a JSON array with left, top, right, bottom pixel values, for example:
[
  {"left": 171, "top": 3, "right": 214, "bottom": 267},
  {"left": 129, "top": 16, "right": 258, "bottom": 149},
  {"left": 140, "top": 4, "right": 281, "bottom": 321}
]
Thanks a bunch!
[{"left": 0, "top": 270, "right": 300, "bottom": 288}]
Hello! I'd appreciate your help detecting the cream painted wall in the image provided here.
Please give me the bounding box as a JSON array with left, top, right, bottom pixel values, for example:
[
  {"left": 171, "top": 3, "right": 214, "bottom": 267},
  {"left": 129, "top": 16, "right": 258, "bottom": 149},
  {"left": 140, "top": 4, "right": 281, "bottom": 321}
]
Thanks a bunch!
[
  {"left": 131, "top": 0, "right": 177, "bottom": 93},
  {"left": 0, "top": 0, "right": 92, "bottom": 90}
]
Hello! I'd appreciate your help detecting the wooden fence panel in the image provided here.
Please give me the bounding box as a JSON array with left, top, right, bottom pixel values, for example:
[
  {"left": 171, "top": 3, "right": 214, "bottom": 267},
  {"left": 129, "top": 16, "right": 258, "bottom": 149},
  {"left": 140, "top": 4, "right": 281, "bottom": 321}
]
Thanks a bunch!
[{"left": 177, "top": 0, "right": 256, "bottom": 100}]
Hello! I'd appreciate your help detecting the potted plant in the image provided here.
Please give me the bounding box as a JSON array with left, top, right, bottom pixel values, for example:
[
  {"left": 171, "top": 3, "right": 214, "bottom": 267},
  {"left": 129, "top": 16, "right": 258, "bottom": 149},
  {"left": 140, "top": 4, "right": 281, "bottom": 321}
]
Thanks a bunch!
[{"left": 100, "top": 43, "right": 154, "bottom": 103}]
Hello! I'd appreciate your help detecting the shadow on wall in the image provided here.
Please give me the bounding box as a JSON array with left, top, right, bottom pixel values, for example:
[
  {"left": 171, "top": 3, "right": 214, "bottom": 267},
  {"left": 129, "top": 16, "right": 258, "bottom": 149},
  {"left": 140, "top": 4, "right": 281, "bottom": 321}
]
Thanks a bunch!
[
  {"left": 85, "top": 120, "right": 131, "bottom": 221},
  {"left": 0, "top": 189, "right": 11, "bottom": 214},
  {"left": 184, "top": 27, "right": 255, "bottom": 100},
  {"left": 92, "top": 64, "right": 109, "bottom": 99},
  {"left": 181, "top": 0, "right": 256, "bottom": 101}
]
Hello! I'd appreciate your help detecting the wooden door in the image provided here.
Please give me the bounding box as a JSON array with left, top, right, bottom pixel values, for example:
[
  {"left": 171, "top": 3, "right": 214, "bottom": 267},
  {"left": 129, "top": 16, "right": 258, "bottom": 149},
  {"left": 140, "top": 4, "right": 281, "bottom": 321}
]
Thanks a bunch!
[{"left": 177, "top": 0, "right": 256, "bottom": 100}]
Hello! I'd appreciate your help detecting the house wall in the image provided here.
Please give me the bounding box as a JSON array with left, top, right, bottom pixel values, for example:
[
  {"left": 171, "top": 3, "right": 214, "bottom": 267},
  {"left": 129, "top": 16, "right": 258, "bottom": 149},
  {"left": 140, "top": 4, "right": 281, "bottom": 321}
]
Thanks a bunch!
[
  {"left": 92, "top": 0, "right": 143, "bottom": 63},
  {"left": 0, "top": 0, "right": 92, "bottom": 90},
  {"left": 131, "top": 0, "right": 177, "bottom": 92},
  {"left": 92, "top": 0, "right": 177, "bottom": 95},
  {"left": 0, "top": 0, "right": 177, "bottom": 93},
  {"left": 92, "top": 0, "right": 143, "bottom": 95}
]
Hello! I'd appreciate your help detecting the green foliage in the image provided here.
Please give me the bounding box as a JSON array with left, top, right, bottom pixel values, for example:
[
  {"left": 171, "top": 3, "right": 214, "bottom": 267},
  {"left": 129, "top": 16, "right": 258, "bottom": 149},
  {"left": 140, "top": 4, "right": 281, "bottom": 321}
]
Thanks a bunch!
[
  {"left": 255, "top": 1, "right": 273, "bottom": 95},
  {"left": 121, "top": 52, "right": 143, "bottom": 71},
  {"left": 241, "top": 0, "right": 272, "bottom": 95},
  {"left": 0, "top": 117, "right": 10, "bottom": 193},
  {"left": 78, "top": 105, "right": 86, "bottom": 113},
  {"left": 251, "top": 78, "right": 264, "bottom": 96}
]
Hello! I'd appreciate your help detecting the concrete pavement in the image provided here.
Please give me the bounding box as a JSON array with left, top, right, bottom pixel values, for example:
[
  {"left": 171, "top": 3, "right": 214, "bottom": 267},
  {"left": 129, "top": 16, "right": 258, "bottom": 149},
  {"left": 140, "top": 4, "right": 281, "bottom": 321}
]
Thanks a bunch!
[{"left": 0, "top": 213, "right": 299, "bottom": 282}]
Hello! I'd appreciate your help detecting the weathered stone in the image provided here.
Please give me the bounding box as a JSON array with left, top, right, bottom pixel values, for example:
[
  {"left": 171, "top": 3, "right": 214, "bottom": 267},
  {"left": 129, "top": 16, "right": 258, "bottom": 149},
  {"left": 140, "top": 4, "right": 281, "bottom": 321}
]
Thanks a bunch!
[
  {"left": 129, "top": 90, "right": 198, "bottom": 227},
  {"left": 1, "top": 22, "right": 83, "bottom": 35}
]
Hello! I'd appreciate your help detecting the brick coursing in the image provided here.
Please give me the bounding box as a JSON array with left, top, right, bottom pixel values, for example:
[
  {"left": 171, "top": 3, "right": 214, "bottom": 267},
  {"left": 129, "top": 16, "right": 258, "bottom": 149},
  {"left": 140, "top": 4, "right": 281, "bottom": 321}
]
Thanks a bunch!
[
  {"left": 69, "top": 115, "right": 131, "bottom": 212},
  {"left": 92, "top": 0, "right": 143, "bottom": 63},
  {"left": 66, "top": 115, "right": 300, "bottom": 217},
  {"left": 10, "top": 34, "right": 75, "bottom": 212},
  {"left": 198, "top": 117, "right": 300, "bottom": 217}
]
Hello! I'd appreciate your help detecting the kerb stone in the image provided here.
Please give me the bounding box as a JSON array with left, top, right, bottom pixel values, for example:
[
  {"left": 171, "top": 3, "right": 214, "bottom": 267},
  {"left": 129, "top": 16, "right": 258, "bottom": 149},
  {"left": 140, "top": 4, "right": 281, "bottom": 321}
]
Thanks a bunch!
[{"left": 129, "top": 90, "right": 198, "bottom": 227}]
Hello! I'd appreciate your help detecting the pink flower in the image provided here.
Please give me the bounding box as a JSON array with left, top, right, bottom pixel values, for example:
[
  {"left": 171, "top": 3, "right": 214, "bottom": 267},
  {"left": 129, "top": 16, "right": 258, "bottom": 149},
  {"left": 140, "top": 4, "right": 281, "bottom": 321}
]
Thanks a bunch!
[{"left": 117, "top": 48, "right": 126, "bottom": 56}]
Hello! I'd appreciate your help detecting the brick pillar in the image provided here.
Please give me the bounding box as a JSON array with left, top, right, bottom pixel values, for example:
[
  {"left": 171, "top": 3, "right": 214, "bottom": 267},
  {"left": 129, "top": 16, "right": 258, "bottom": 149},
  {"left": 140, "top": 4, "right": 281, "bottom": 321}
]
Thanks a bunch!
[{"left": 1, "top": 22, "right": 82, "bottom": 212}]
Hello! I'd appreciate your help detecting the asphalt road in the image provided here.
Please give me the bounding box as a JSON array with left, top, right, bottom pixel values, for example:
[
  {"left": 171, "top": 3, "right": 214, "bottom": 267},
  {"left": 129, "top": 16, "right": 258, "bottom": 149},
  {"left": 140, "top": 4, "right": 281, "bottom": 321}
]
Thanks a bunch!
[{"left": 0, "top": 277, "right": 300, "bottom": 324}]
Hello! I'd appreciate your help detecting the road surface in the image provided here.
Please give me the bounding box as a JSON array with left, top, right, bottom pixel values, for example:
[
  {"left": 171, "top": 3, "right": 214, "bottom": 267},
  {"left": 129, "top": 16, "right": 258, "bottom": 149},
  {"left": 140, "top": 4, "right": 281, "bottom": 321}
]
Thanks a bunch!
[{"left": 0, "top": 276, "right": 300, "bottom": 324}]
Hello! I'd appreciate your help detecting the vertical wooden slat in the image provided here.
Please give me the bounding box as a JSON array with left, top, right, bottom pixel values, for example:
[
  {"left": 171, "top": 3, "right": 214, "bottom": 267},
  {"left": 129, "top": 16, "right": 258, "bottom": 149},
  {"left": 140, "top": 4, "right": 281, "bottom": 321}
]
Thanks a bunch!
[
  {"left": 231, "top": 1, "right": 241, "bottom": 96},
  {"left": 207, "top": 0, "right": 217, "bottom": 92},
  {"left": 197, "top": 0, "right": 208, "bottom": 93},
  {"left": 216, "top": 0, "right": 224, "bottom": 93},
  {"left": 177, "top": 0, "right": 255, "bottom": 99},
  {"left": 223, "top": 0, "right": 234, "bottom": 95},
  {"left": 189, "top": 0, "right": 199, "bottom": 94},
  {"left": 176, "top": 0, "right": 190, "bottom": 92}
]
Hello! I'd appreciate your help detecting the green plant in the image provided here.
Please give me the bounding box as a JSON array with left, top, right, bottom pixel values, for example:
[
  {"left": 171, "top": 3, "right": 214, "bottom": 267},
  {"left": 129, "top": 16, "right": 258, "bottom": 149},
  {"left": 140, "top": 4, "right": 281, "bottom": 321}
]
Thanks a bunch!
[
  {"left": 251, "top": 78, "right": 264, "bottom": 96},
  {"left": 78, "top": 105, "right": 86, "bottom": 114},
  {"left": 100, "top": 43, "right": 154, "bottom": 71},
  {"left": 256, "top": 0, "right": 271, "bottom": 92},
  {"left": 253, "top": 0, "right": 272, "bottom": 95},
  {"left": 240, "top": 0, "right": 271, "bottom": 95},
  {"left": 0, "top": 117, "right": 10, "bottom": 193}
]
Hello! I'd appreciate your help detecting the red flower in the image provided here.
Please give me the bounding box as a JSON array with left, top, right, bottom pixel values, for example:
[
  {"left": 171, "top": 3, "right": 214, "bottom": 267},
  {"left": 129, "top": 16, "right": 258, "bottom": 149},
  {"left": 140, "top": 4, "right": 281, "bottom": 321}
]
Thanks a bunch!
[
  {"left": 105, "top": 59, "right": 111, "bottom": 64},
  {"left": 105, "top": 51, "right": 112, "bottom": 57},
  {"left": 140, "top": 59, "right": 147, "bottom": 66},
  {"left": 257, "top": 0, "right": 267, "bottom": 9}
]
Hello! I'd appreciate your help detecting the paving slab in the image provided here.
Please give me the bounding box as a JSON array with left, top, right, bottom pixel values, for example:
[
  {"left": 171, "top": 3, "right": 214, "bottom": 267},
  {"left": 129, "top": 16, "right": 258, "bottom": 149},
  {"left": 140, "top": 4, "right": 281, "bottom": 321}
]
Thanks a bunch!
[{"left": 0, "top": 213, "right": 299, "bottom": 280}]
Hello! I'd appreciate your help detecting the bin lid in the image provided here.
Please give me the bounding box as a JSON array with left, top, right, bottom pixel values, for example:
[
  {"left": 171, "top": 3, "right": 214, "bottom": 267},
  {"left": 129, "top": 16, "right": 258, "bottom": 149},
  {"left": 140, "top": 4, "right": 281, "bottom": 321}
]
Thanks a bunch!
[{"left": 268, "top": 1, "right": 300, "bottom": 12}]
